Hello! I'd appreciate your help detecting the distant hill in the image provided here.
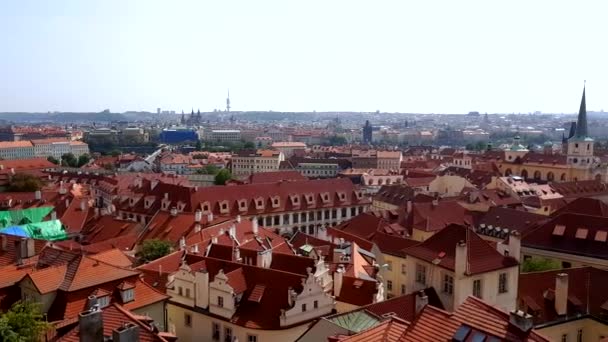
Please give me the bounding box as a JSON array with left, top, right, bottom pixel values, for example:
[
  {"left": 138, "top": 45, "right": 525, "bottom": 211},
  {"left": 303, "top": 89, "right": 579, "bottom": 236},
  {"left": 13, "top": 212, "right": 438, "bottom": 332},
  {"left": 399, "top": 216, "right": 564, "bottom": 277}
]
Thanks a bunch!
[{"left": 0, "top": 112, "right": 129, "bottom": 123}]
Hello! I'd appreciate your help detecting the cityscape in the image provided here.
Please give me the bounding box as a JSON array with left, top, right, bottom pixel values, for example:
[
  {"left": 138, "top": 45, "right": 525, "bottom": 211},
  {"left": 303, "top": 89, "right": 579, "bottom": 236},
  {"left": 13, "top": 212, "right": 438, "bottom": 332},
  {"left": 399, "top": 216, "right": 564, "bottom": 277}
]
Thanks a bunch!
[{"left": 2, "top": 1, "right": 608, "bottom": 342}]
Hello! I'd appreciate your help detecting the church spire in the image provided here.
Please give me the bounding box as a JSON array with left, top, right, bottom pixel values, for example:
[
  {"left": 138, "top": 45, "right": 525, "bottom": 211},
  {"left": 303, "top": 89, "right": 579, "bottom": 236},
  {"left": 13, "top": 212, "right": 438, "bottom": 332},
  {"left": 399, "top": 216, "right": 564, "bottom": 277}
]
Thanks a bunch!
[{"left": 575, "top": 82, "right": 588, "bottom": 138}]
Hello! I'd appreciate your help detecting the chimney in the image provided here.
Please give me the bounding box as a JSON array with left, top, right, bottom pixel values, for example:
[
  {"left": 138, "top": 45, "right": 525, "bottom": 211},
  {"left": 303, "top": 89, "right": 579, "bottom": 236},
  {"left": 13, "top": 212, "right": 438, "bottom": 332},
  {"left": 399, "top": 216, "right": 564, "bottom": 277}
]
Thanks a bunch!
[
  {"left": 34, "top": 190, "right": 41, "bottom": 200},
  {"left": 455, "top": 240, "right": 468, "bottom": 276},
  {"left": 112, "top": 323, "right": 139, "bottom": 342},
  {"left": 252, "top": 218, "right": 259, "bottom": 235},
  {"left": 164, "top": 193, "right": 169, "bottom": 200},
  {"left": 229, "top": 224, "right": 236, "bottom": 238},
  {"left": 78, "top": 307, "right": 103, "bottom": 342},
  {"left": 509, "top": 310, "right": 534, "bottom": 332},
  {"left": 51, "top": 211, "right": 57, "bottom": 220},
  {"left": 15, "top": 238, "right": 27, "bottom": 265},
  {"left": 207, "top": 213, "right": 214, "bottom": 222},
  {"left": 415, "top": 290, "right": 428, "bottom": 316},
  {"left": 80, "top": 199, "right": 87, "bottom": 211},
  {"left": 170, "top": 207, "right": 178, "bottom": 217},
  {"left": 59, "top": 186, "right": 67, "bottom": 195},
  {"left": 0, "top": 164, "right": 3, "bottom": 170},
  {"left": 192, "top": 244, "right": 200, "bottom": 254},
  {"left": 555, "top": 273, "right": 569, "bottom": 316},
  {"left": 194, "top": 210, "right": 202, "bottom": 222},
  {"left": 179, "top": 236, "right": 186, "bottom": 250},
  {"left": 10, "top": 168, "right": 14, "bottom": 175},
  {"left": 236, "top": 215, "right": 241, "bottom": 223},
  {"left": 194, "top": 223, "right": 202, "bottom": 233},
  {"left": 26, "top": 238, "right": 35, "bottom": 258},
  {"left": 233, "top": 246, "right": 241, "bottom": 262},
  {"left": 65, "top": 198, "right": 70, "bottom": 208},
  {"left": 211, "top": 236, "right": 218, "bottom": 244},
  {"left": 431, "top": 197, "right": 439, "bottom": 207},
  {"left": 333, "top": 264, "right": 345, "bottom": 297},
  {"left": 508, "top": 231, "right": 521, "bottom": 262}
]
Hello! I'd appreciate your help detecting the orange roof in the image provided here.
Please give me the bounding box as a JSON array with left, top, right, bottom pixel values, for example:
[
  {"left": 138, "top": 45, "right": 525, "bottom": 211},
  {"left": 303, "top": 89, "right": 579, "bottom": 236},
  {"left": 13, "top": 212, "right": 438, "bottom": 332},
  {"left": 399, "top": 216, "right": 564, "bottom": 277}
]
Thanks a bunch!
[
  {"left": 0, "top": 141, "right": 33, "bottom": 148},
  {"left": 89, "top": 249, "right": 135, "bottom": 268}
]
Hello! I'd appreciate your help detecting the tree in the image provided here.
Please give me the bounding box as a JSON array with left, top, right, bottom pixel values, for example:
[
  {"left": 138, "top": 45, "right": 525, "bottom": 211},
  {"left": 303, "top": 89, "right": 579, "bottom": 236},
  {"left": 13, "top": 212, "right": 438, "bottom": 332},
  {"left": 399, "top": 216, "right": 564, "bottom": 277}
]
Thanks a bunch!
[
  {"left": 196, "top": 164, "right": 219, "bottom": 175},
  {"left": 243, "top": 141, "right": 255, "bottom": 149},
  {"left": 7, "top": 173, "right": 43, "bottom": 192},
  {"left": 328, "top": 135, "right": 347, "bottom": 146},
  {"left": 139, "top": 239, "right": 172, "bottom": 263},
  {"left": 521, "top": 257, "right": 561, "bottom": 273},
  {"left": 77, "top": 154, "right": 91, "bottom": 167},
  {"left": 195, "top": 140, "right": 203, "bottom": 152},
  {"left": 46, "top": 156, "right": 59, "bottom": 165},
  {"left": 0, "top": 300, "right": 50, "bottom": 342},
  {"left": 214, "top": 169, "right": 232, "bottom": 185},
  {"left": 61, "top": 153, "right": 77, "bottom": 167},
  {"left": 110, "top": 150, "right": 121, "bottom": 157}
]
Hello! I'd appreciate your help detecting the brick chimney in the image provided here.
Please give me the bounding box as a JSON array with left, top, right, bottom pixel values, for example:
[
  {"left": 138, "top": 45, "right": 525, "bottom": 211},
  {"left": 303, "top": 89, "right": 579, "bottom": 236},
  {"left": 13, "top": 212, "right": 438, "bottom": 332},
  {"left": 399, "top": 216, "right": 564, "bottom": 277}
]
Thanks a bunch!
[
  {"left": 415, "top": 290, "right": 428, "bottom": 316},
  {"left": 78, "top": 307, "right": 103, "bottom": 342},
  {"left": 112, "top": 323, "right": 139, "bottom": 342},
  {"left": 555, "top": 273, "right": 568, "bottom": 316},
  {"left": 454, "top": 240, "right": 468, "bottom": 276},
  {"left": 508, "top": 231, "right": 521, "bottom": 261}
]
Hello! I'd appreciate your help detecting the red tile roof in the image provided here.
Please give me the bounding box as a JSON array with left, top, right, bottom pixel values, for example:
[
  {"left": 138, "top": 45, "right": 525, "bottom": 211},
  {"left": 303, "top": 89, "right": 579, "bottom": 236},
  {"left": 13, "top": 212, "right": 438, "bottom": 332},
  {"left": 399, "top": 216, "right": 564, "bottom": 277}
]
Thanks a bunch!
[
  {"left": 518, "top": 267, "right": 608, "bottom": 324},
  {"left": 248, "top": 171, "right": 307, "bottom": 184},
  {"left": 404, "top": 224, "right": 518, "bottom": 275},
  {"left": 56, "top": 303, "right": 170, "bottom": 342},
  {"left": 401, "top": 296, "right": 549, "bottom": 341},
  {"left": 551, "top": 197, "right": 608, "bottom": 217},
  {"left": 523, "top": 213, "right": 608, "bottom": 260},
  {"left": 410, "top": 201, "right": 473, "bottom": 232}
]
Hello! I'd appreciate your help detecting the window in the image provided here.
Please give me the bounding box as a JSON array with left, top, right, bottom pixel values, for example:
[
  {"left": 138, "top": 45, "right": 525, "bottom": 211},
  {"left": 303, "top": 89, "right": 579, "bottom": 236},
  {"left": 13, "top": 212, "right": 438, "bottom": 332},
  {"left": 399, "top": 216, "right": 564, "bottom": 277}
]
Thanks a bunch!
[
  {"left": 121, "top": 289, "right": 134, "bottom": 303},
  {"left": 224, "top": 327, "right": 233, "bottom": 342},
  {"left": 314, "top": 300, "right": 318, "bottom": 309},
  {"left": 401, "top": 264, "right": 406, "bottom": 275},
  {"left": 561, "top": 334, "right": 567, "bottom": 342},
  {"left": 415, "top": 264, "right": 427, "bottom": 285},
  {"left": 184, "top": 313, "right": 192, "bottom": 327},
  {"left": 302, "top": 303, "right": 307, "bottom": 312},
  {"left": 178, "top": 287, "right": 183, "bottom": 296},
  {"left": 498, "top": 273, "right": 508, "bottom": 294},
  {"left": 562, "top": 261, "right": 572, "bottom": 268},
  {"left": 218, "top": 296, "right": 224, "bottom": 308},
  {"left": 386, "top": 261, "right": 393, "bottom": 271},
  {"left": 247, "top": 335, "right": 258, "bottom": 342},
  {"left": 443, "top": 274, "right": 454, "bottom": 294},
  {"left": 473, "top": 279, "right": 482, "bottom": 298},
  {"left": 401, "top": 285, "right": 406, "bottom": 295},
  {"left": 185, "top": 288, "right": 191, "bottom": 298},
  {"left": 98, "top": 296, "right": 109, "bottom": 308},
  {"left": 212, "top": 323, "right": 220, "bottom": 340},
  {"left": 387, "top": 280, "right": 393, "bottom": 292},
  {"left": 577, "top": 329, "right": 582, "bottom": 342}
]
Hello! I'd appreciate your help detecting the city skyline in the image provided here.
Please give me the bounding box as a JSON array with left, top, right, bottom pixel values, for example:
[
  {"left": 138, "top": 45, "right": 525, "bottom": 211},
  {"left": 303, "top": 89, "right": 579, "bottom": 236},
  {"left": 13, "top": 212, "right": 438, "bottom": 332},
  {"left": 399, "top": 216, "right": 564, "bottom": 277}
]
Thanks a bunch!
[{"left": 1, "top": 0, "right": 607, "bottom": 114}]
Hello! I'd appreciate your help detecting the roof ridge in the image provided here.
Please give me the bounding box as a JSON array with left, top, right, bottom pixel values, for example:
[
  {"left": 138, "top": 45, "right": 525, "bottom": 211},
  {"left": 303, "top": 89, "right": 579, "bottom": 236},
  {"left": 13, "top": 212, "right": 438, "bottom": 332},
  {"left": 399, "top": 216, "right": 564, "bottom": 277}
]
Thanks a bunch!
[{"left": 111, "top": 303, "right": 169, "bottom": 342}]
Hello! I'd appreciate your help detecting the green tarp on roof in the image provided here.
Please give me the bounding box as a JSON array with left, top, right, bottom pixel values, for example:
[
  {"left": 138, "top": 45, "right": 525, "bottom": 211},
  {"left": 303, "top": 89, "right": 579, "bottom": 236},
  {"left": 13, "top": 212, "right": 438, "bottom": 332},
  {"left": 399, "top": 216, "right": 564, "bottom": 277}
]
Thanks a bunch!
[
  {"left": 0, "top": 219, "right": 67, "bottom": 241},
  {"left": 0, "top": 206, "right": 54, "bottom": 228},
  {"left": 328, "top": 310, "right": 380, "bottom": 333}
]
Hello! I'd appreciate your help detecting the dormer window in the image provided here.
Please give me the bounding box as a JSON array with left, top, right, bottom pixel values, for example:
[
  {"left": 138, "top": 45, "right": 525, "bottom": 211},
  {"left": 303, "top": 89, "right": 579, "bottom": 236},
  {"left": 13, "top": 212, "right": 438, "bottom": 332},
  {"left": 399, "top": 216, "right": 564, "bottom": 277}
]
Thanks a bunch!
[
  {"left": 161, "top": 200, "right": 170, "bottom": 210},
  {"left": 255, "top": 197, "right": 264, "bottom": 210},
  {"left": 290, "top": 194, "right": 300, "bottom": 207},
  {"left": 337, "top": 192, "right": 346, "bottom": 202},
  {"left": 220, "top": 200, "right": 230, "bottom": 214},
  {"left": 121, "top": 289, "right": 134, "bottom": 303},
  {"left": 98, "top": 295, "right": 110, "bottom": 308},
  {"left": 354, "top": 190, "right": 363, "bottom": 200},
  {"left": 271, "top": 196, "right": 280, "bottom": 208},
  {"left": 305, "top": 193, "right": 315, "bottom": 206},
  {"left": 321, "top": 192, "right": 330, "bottom": 204},
  {"left": 238, "top": 199, "right": 247, "bottom": 212},
  {"left": 201, "top": 202, "right": 210, "bottom": 213}
]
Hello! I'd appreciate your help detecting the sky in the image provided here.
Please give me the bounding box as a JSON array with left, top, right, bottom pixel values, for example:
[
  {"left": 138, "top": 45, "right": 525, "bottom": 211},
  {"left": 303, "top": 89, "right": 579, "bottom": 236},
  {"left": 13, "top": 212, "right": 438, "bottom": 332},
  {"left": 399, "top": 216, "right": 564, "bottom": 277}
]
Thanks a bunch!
[{"left": 0, "top": 0, "right": 607, "bottom": 114}]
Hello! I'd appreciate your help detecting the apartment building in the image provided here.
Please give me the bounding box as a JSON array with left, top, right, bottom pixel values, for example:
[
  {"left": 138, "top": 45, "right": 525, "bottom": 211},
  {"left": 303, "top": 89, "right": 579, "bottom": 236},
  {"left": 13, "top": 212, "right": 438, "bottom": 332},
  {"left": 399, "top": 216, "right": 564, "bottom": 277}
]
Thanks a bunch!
[
  {"left": 271, "top": 141, "right": 306, "bottom": 157},
  {"left": 0, "top": 141, "right": 35, "bottom": 160},
  {"left": 231, "top": 149, "right": 285, "bottom": 178},
  {"left": 31, "top": 138, "right": 89, "bottom": 159}
]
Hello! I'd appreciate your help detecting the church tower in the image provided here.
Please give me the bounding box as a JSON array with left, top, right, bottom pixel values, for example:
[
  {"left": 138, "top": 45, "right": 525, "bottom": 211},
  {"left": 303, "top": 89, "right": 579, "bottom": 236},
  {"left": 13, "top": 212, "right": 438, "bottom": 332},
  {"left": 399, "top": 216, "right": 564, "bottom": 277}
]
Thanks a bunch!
[{"left": 567, "top": 84, "right": 594, "bottom": 168}]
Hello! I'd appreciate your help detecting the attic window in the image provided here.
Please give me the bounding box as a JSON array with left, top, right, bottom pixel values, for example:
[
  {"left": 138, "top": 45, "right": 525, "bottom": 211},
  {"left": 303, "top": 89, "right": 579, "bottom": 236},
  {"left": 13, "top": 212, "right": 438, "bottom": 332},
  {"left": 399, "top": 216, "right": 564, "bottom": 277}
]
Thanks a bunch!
[
  {"left": 121, "top": 289, "right": 134, "bottom": 303},
  {"left": 575, "top": 228, "right": 588, "bottom": 240},
  {"left": 202, "top": 202, "right": 210, "bottom": 212},
  {"left": 238, "top": 199, "right": 247, "bottom": 212},
  {"left": 271, "top": 196, "right": 280, "bottom": 208},
  {"left": 255, "top": 197, "right": 264, "bottom": 210},
  {"left": 595, "top": 230, "right": 607, "bottom": 242},
  {"left": 321, "top": 192, "right": 330, "bottom": 203},
  {"left": 552, "top": 224, "right": 566, "bottom": 236},
  {"left": 291, "top": 195, "right": 300, "bottom": 206},
  {"left": 337, "top": 192, "right": 346, "bottom": 202},
  {"left": 220, "top": 201, "right": 229, "bottom": 214},
  {"left": 355, "top": 191, "right": 363, "bottom": 200},
  {"left": 305, "top": 194, "right": 314, "bottom": 205}
]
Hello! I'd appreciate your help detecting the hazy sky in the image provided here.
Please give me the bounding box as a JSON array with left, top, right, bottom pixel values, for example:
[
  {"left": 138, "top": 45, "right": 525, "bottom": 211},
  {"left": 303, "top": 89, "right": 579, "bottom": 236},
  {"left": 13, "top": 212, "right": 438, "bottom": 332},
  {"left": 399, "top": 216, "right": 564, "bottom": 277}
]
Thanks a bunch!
[{"left": 1, "top": 0, "right": 606, "bottom": 114}]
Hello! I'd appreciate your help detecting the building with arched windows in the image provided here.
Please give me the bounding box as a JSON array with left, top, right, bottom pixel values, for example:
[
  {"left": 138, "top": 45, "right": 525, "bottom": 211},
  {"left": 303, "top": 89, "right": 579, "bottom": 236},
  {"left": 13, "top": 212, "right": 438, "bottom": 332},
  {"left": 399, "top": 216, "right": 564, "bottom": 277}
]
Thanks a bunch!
[{"left": 496, "top": 86, "right": 606, "bottom": 182}]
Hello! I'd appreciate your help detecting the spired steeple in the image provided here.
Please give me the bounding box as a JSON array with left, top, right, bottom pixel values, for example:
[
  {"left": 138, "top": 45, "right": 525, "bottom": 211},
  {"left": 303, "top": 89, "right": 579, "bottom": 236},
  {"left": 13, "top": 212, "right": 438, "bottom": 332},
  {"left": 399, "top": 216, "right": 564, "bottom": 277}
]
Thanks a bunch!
[{"left": 574, "top": 83, "right": 588, "bottom": 139}]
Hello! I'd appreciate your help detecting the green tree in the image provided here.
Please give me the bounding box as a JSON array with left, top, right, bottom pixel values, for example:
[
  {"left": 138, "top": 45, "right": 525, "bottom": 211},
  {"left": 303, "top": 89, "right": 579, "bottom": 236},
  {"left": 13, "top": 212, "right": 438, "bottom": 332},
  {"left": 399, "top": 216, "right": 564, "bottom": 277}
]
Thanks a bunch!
[
  {"left": 243, "top": 141, "right": 255, "bottom": 149},
  {"left": 214, "top": 169, "right": 232, "bottom": 185},
  {"left": 61, "top": 153, "right": 77, "bottom": 167},
  {"left": 328, "top": 135, "right": 347, "bottom": 146},
  {"left": 139, "top": 239, "right": 172, "bottom": 263},
  {"left": 0, "top": 301, "right": 50, "bottom": 342},
  {"left": 196, "top": 164, "right": 220, "bottom": 175},
  {"left": 7, "top": 173, "right": 43, "bottom": 192},
  {"left": 110, "top": 150, "right": 121, "bottom": 157},
  {"left": 77, "top": 154, "right": 91, "bottom": 167},
  {"left": 195, "top": 140, "right": 203, "bottom": 151},
  {"left": 521, "top": 257, "right": 561, "bottom": 273},
  {"left": 46, "top": 156, "right": 59, "bottom": 165}
]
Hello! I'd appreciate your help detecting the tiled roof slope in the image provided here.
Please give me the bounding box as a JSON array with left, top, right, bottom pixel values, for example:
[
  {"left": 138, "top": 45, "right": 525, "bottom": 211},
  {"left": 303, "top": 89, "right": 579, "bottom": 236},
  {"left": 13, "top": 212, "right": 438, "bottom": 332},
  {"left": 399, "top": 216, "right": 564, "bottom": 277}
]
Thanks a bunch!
[
  {"left": 333, "top": 317, "right": 409, "bottom": 342},
  {"left": 410, "top": 201, "right": 473, "bottom": 232},
  {"left": 248, "top": 171, "right": 307, "bottom": 184},
  {"left": 404, "top": 224, "right": 518, "bottom": 275},
  {"left": 551, "top": 197, "right": 608, "bottom": 217},
  {"left": 401, "top": 296, "right": 549, "bottom": 342},
  {"left": 518, "top": 267, "right": 608, "bottom": 325},
  {"left": 522, "top": 213, "right": 608, "bottom": 260}
]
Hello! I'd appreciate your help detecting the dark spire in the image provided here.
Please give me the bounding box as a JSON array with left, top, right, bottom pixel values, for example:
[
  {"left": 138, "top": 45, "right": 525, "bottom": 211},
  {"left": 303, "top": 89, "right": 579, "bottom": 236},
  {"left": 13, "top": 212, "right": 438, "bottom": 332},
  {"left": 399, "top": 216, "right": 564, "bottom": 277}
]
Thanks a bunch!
[{"left": 575, "top": 82, "right": 588, "bottom": 138}]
